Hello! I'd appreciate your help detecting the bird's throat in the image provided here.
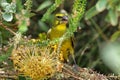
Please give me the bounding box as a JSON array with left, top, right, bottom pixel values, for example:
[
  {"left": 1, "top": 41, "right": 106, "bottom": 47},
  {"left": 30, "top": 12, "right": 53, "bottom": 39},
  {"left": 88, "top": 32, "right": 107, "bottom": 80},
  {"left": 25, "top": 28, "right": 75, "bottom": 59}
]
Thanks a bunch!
[{"left": 55, "top": 23, "right": 67, "bottom": 31}]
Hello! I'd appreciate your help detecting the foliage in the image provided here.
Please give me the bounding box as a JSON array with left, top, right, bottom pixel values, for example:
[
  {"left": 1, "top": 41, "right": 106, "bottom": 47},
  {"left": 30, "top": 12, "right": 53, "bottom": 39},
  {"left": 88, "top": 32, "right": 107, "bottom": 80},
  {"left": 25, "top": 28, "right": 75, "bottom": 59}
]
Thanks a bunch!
[
  {"left": 0, "top": 0, "right": 120, "bottom": 79},
  {"left": 0, "top": 0, "right": 16, "bottom": 22},
  {"left": 100, "top": 42, "right": 120, "bottom": 75},
  {"left": 69, "top": 0, "right": 87, "bottom": 34},
  {"left": 0, "top": 46, "right": 13, "bottom": 62},
  {"left": 84, "top": 0, "right": 120, "bottom": 75},
  {"left": 85, "top": 0, "right": 120, "bottom": 26},
  {"left": 11, "top": 42, "right": 58, "bottom": 79},
  {"left": 41, "top": 0, "right": 64, "bottom": 22}
]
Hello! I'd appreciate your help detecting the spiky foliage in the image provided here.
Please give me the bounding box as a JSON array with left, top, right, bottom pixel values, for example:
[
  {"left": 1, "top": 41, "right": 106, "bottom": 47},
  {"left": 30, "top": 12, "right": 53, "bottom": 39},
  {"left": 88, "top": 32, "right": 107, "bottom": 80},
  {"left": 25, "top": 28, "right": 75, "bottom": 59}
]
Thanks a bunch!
[
  {"left": 10, "top": 0, "right": 87, "bottom": 79},
  {"left": 41, "top": 0, "right": 64, "bottom": 21},
  {"left": 11, "top": 41, "right": 59, "bottom": 79},
  {"left": 69, "top": 0, "right": 87, "bottom": 34},
  {"left": 57, "top": 0, "right": 87, "bottom": 52}
]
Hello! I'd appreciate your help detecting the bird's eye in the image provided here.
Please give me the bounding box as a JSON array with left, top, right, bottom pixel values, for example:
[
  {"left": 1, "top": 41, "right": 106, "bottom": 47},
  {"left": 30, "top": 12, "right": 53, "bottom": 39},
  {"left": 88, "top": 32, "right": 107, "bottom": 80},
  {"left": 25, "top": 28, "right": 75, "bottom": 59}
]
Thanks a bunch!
[{"left": 56, "top": 16, "right": 62, "bottom": 19}]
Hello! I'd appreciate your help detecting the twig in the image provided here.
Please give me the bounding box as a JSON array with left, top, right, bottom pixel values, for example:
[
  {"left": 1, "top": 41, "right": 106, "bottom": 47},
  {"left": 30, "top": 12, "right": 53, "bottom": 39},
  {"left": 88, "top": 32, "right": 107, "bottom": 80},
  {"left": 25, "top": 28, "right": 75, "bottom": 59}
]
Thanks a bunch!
[
  {"left": 62, "top": 64, "right": 81, "bottom": 80},
  {"left": 107, "top": 75, "right": 120, "bottom": 80},
  {"left": 0, "top": 72, "right": 18, "bottom": 79},
  {"left": 0, "top": 22, "right": 16, "bottom": 35},
  {"left": 62, "top": 71, "right": 83, "bottom": 80}
]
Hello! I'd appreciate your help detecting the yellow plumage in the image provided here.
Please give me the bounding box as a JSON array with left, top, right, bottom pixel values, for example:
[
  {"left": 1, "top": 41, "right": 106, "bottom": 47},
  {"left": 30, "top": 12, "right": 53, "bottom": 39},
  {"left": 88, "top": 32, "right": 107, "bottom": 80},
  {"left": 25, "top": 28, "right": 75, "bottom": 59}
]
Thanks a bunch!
[{"left": 47, "top": 13, "right": 75, "bottom": 62}]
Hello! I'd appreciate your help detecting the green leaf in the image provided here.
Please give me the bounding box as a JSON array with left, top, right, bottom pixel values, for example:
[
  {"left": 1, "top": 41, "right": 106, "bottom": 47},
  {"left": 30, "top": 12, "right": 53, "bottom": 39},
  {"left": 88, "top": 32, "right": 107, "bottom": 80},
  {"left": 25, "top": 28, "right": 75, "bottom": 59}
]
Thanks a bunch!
[
  {"left": 2, "top": 12, "right": 13, "bottom": 22},
  {"left": 1, "top": 1, "right": 9, "bottom": 8},
  {"left": 41, "top": 0, "right": 63, "bottom": 21},
  {"left": 18, "top": 76, "right": 27, "bottom": 80},
  {"left": 105, "top": 13, "right": 110, "bottom": 23},
  {"left": 100, "top": 42, "right": 120, "bottom": 74},
  {"left": 9, "top": 3, "right": 16, "bottom": 13},
  {"left": 110, "top": 31, "right": 120, "bottom": 41},
  {"left": 18, "top": 21, "right": 28, "bottom": 34},
  {"left": 0, "top": 27, "right": 12, "bottom": 45},
  {"left": 1, "top": 1, "right": 16, "bottom": 13},
  {"left": 16, "top": 0, "right": 23, "bottom": 12},
  {"left": 108, "top": 9, "right": 118, "bottom": 26},
  {"left": 5, "top": 3, "right": 16, "bottom": 13},
  {"left": 0, "top": 46, "right": 13, "bottom": 62},
  {"left": 85, "top": 6, "right": 99, "bottom": 20},
  {"left": 96, "top": 0, "right": 107, "bottom": 12},
  {"left": 117, "top": 4, "right": 120, "bottom": 11},
  {"left": 37, "top": 0, "right": 52, "bottom": 11},
  {"left": 38, "top": 21, "right": 49, "bottom": 32}
]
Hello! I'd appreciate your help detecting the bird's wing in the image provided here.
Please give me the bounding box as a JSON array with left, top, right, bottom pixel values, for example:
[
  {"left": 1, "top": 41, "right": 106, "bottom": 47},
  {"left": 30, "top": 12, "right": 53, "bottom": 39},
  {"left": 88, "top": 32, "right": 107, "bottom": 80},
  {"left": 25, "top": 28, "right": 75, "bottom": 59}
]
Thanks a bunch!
[
  {"left": 71, "top": 35, "right": 75, "bottom": 48},
  {"left": 47, "top": 28, "right": 52, "bottom": 39}
]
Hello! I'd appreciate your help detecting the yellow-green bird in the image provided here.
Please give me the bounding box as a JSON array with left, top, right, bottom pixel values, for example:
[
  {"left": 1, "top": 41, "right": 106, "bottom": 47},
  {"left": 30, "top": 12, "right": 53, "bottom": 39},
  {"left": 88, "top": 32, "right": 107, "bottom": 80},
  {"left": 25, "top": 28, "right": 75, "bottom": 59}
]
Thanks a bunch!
[{"left": 47, "top": 13, "right": 75, "bottom": 63}]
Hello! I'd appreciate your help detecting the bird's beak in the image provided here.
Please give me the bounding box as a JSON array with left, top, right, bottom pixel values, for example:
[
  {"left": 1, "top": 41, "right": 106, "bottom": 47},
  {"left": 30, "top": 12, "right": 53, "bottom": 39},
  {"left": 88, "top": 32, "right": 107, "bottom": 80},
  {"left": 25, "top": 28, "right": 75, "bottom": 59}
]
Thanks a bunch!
[{"left": 62, "top": 16, "right": 68, "bottom": 21}]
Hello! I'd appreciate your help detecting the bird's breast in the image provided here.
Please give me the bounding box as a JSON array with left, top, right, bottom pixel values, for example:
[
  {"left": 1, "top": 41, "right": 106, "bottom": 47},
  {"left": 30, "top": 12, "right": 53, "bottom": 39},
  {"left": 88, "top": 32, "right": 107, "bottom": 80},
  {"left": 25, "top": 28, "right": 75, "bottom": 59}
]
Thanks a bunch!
[{"left": 49, "top": 24, "right": 67, "bottom": 39}]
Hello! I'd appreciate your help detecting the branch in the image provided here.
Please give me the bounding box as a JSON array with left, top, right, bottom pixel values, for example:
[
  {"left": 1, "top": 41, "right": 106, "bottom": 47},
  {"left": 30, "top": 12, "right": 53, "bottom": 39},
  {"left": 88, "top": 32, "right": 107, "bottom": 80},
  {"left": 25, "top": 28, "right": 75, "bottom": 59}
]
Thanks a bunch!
[{"left": 0, "top": 22, "right": 16, "bottom": 35}]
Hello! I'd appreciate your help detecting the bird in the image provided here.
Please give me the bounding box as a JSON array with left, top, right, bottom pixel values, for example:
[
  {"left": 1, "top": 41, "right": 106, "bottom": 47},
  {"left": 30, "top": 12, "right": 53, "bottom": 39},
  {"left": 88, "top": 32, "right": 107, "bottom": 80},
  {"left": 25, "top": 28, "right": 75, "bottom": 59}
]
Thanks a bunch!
[{"left": 47, "top": 13, "right": 75, "bottom": 63}]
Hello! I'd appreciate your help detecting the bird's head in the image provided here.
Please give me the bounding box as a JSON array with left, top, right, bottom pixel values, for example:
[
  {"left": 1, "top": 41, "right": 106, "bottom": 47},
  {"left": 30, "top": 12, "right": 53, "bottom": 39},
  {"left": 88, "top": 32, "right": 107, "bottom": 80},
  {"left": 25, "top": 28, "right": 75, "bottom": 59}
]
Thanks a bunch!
[{"left": 54, "top": 13, "right": 68, "bottom": 25}]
